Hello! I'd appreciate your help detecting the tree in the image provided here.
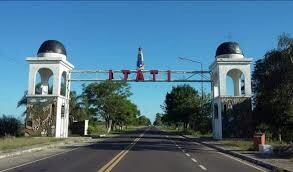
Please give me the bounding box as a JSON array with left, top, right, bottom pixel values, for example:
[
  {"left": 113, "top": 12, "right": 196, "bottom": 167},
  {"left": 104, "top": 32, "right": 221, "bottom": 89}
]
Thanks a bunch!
[
  {"left": 0, "top": 115, "right": 22, "bottom": 137},
  {"left": 190, "top": 93, "right": 212, "bottom": 134},
  {"left": 136, "top": 115, "right": 151, "bottom": 126},
  {"left": 162, "top": 84, "right": 212, "bottom": 133},
  {"left": 69, "top": 91, "right": 90, "bottom": 122},
  {"left": 153, "top": 113, "right": 163, "bottom": 126},
  {"left": 252, "top": 33, "right": 293, "bottom": 142},
  {"left": 82, "top": 81, "right": 132, "bottom": 132},
  {"left": 163, "top": 84, "right": 201, "bottom": 129}
]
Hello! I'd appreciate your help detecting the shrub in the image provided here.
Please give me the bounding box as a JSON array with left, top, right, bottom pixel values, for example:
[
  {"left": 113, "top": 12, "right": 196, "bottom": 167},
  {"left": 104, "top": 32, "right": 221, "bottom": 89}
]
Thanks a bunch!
[
  {"left": 87, "top": 122, "right": 107, "bottom": 135},
  {"left": 0, "top": 115, "right": 23, "bottom": 137}
]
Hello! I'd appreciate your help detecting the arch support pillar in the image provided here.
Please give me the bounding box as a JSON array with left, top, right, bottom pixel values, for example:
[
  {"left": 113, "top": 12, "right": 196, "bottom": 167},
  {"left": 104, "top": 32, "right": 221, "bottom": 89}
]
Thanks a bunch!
[
  {"left": 26, "top": 46, "right": 74, "bottom": 138},
  {"left": 210, "top": 52, "right": 252, "bottom": 140}
]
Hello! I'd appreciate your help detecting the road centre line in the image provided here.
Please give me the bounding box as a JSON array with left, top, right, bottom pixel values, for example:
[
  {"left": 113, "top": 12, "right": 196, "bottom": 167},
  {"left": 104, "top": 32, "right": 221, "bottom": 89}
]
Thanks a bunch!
[
  {"left": 0, "top": 136, "right": 114, "bottom": 172},
  {"left": 97, "top": 128, "right": 148, "bottom": 172},
  {"left": 185, "top": 153, "right": 190, "bottom": 157}
]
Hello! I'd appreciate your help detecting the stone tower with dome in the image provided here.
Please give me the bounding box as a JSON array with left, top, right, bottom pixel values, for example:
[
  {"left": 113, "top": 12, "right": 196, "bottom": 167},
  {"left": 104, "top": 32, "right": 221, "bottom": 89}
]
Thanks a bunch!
[
  {"left": 209, "top": 42, "right": 252, "bottom": 140},
  {"left": 25, "top": 40, "right": 74, "bottom": 138}
]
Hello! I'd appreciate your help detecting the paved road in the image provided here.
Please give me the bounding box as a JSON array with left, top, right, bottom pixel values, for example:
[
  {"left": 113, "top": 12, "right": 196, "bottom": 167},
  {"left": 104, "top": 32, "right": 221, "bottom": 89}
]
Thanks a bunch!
[{"left": 1, "top": 127, "right": 266, "bottom": 172}]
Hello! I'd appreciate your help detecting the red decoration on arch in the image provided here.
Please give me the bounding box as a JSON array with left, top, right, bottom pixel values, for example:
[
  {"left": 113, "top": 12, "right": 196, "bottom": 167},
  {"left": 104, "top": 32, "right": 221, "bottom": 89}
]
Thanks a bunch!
[
  {"left": 109, "top": 70, "right": 114, "bottom": 80},
  {"left": 122, "top": 70, "right": 131, "bottom": 80},
  {"left": 167, "top": 70, "right": 171, "bottom": 81},
  {"left": 136, "top": 70, "right": 144, "bottom": 81},
  {"left": 150, "top": 70, "right": 158, "bottom": 81}
]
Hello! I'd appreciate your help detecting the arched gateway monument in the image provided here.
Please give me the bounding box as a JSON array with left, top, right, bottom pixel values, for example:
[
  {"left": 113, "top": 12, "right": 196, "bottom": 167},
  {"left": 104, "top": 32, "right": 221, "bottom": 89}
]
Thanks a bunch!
[
  {"left": 25, "top": 40, "right": 252, "bottom": 139},
  {"left": 210, "top": 42, "right": 252, "bottom": 139},
  {"left": 25, "top": 40, "right": 74, "bottom": 138}
]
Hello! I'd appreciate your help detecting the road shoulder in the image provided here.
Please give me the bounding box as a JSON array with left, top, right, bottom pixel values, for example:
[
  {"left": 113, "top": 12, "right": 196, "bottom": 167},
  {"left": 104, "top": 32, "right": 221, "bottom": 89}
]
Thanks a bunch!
[{"left": 181, "top": 135, "right": 292, "bottom": 172}]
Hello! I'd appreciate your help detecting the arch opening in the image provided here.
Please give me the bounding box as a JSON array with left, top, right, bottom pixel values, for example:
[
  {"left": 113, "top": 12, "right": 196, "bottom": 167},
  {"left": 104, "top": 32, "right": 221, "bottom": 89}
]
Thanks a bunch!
[
  {"left": 226, "top": 69, "right": 245, "bottom": 96},
  {"left": 60, "top": 71, "right": 67, "bottom": 96},
  {"left": 35, "top": 68, "right": 54, "bottom": 95}
]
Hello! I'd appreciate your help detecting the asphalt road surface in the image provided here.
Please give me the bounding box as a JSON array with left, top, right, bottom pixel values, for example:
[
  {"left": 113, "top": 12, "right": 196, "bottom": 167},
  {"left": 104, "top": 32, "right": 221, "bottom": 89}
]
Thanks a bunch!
[{"left": 1, "top": 127, "right": 267, "bottom": 172}]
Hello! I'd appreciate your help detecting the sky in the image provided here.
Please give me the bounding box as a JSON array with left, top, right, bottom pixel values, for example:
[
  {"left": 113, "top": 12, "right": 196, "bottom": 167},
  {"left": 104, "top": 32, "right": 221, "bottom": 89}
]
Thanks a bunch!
[{"left": 0, "top": 1, "right": 292, "bottom": 123}]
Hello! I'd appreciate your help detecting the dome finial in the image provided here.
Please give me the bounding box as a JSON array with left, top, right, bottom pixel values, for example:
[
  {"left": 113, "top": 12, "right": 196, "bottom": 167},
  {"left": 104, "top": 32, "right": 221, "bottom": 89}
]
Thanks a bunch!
[
  {"left": 37, "top": 40, "right": 67, "bottom": 56},
  {"left": 215, "top": 41, "right": 243, "bottom": 57}
]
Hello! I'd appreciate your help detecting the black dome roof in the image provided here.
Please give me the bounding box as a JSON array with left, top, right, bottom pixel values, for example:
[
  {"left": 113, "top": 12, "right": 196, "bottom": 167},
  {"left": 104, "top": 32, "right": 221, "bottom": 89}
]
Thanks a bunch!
[
  {"left": 37, "top": 40, "right": 67, "bottom": 56},
  {"left": 215, "top": 42, "right": 243, "bottom": 57}
]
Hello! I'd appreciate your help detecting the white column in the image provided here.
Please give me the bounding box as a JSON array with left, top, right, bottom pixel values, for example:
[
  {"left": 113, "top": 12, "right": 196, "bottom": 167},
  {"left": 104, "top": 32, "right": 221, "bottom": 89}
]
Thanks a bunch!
[
  {"left": 244, "top": 68, "right": 252, "bottom": 96},
  {"left": 218, "top": 67, "right": 227, "bottom": 96},
  {"left": 233, "top": 77, "right": 240, "bottom": 96},
  {"left": 52, "top": 68, "right": 62, "bottom": 96},
  {"left": 28, "top": 65, "right": 38, "bottom": 95}
]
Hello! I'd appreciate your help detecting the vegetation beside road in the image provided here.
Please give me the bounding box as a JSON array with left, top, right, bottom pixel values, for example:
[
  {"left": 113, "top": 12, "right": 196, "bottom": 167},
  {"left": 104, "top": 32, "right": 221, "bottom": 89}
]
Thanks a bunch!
[
  {"left": 87, "top": 122, "right": 146, "bottom": 136},
  {"left": 70, "top": 81, "right": 151, "bottom": 133},
  {"left": 153, "top": 84, "right": 212, "bottom": 136},
  {"left": 252, "top": 33, "right": 293, "bottom": 142},
  {"left": 0, "top": 137, "right": 63, "bottom": 151},
  {"left": 159, "top": 125, "right": 212, "bottom": 138},
  {"left": 217, "top": 140, "right": 254, "bottom": 151},
  {"left": 0, "top": 115, "right": 23, "bottom": 137}
]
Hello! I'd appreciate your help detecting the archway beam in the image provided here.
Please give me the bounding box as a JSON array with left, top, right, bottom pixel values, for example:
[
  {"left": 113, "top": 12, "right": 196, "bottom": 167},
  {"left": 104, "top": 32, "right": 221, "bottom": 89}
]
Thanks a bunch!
[{"left": 70, "top": 69, "right": 211, "bottom": 83}]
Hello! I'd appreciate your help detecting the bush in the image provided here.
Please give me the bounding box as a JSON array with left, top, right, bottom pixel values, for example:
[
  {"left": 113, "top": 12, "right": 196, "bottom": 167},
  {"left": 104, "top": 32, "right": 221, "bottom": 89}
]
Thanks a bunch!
[
  {"left": 87, "top": 122, "right": 107, "bottom": 135},
  {"left": 0, "top": 115, "right": 23, "bottom": 137}
]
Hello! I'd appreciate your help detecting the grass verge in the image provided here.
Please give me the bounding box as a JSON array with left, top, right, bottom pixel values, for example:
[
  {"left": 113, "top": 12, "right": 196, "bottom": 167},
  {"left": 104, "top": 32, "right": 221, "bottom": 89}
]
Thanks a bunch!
[
  {"left": 0, "top": 137, "right": 64, "bottom": 151},
  {"left": 217, "top": 140, "right": 254, "bottom": 151}
]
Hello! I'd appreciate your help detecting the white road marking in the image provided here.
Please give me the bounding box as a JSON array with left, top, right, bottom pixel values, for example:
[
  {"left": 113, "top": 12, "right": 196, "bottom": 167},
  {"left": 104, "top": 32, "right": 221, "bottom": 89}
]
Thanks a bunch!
[
  {"left": 199, "top": 165, "right": 207, "bottom": 171},
  {"left": 191, "top": 158, "right": 197, "bottom": 163},
  {"left": 177, "top": 134, "right": 267, "bottom": 172},
  {"left": 217, "top": 152, "right": 267, "bottom": 172},
  {"left": 182, "top": 149, "right": 186, "bottom": 153},
  {"left": 185, "top": 153, "right": 190, "bottom": 157}
]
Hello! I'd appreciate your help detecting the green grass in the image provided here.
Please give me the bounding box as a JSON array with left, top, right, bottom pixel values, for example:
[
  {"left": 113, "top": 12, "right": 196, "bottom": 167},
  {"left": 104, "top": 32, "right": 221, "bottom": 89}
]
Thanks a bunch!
[
  {"left": 0, "top": 137, "right": 64, "bottom": 151},
  {"left": 88, "top": 125, "right": 145, "bottom": 136},
  {"left": 218, "top": 140, "right": 254, "bottom": 151},
  {"left": 159, "top": 126, "right": 212, "bottom": 137},
  {"left": 110, "top": 126, "right": 144, "bottom": 134}
]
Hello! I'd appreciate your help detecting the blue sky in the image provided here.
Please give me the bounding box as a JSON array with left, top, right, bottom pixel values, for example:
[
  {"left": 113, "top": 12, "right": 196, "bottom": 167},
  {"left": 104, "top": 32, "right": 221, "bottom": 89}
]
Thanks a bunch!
[{"left": 0, "top": 1, "right": 292, "bottom": 122}]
